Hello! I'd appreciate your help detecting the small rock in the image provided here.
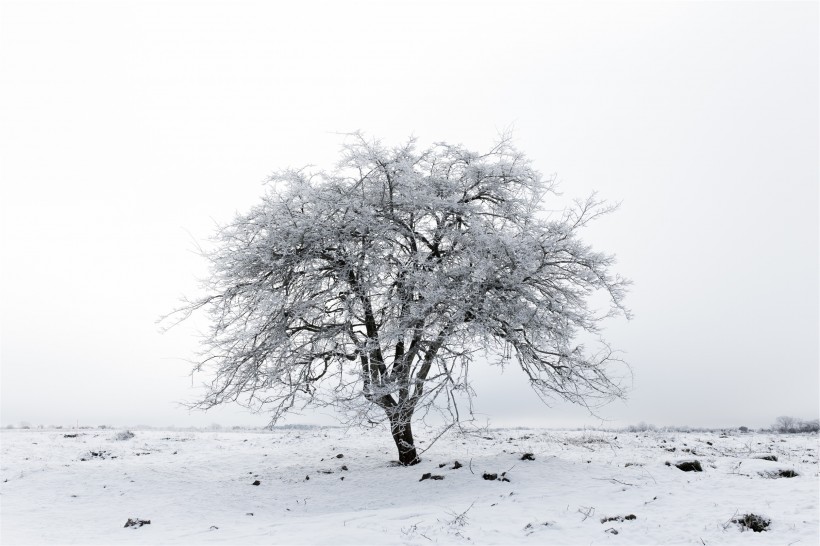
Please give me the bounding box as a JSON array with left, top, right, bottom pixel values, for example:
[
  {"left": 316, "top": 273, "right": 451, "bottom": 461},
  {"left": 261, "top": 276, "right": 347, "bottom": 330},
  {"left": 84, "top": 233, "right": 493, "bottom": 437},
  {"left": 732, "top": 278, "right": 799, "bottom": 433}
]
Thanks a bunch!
[
  {"left": 674, "top": 460, "right": 702, "bottom": 472},
  {"left": 252, "top": 480, "right": 261, "bottom": 486},
  {"left": 521, "top": 453, "right": 535, "bottom": 461},
  {"left": 452, "top": 461, "right": 463, "bottom": 469},
  {"left": 336, "top": 454, "right": 344, "bottom": 459},
  {"left": 341, "top": 465, "right": 348, "bottom": 471},
  {"left": 482, "top": 473, "right": 498, "bottom": 480}
]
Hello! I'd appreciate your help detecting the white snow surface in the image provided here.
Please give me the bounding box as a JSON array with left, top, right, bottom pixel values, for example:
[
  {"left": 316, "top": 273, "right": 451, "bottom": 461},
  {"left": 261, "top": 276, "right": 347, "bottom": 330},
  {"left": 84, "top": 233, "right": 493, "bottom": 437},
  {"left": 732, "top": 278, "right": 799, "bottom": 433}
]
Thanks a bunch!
[{"left": 1, "top": 427, "right": 817, "bottom": 545}]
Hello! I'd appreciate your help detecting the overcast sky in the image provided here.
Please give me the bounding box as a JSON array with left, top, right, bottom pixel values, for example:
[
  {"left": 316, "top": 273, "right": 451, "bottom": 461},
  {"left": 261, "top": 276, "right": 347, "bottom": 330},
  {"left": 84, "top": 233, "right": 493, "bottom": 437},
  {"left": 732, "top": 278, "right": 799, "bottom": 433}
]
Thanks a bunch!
[{"left": 1, "top": 0, "right": 817, "bottom": 430}]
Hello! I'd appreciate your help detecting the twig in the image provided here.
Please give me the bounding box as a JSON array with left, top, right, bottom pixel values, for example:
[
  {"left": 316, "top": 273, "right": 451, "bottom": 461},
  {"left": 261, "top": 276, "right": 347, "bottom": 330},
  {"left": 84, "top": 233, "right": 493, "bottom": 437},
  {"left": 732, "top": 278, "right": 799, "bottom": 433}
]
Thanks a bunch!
[
  {"left": 417, "top": 422, "right": 455, "bottom": 457},
  {"left": 592, "top": 477, "right": 636, "bottom": 486},
  {"left": 577, "top": 506, "right": 595, "bottom": 521}
]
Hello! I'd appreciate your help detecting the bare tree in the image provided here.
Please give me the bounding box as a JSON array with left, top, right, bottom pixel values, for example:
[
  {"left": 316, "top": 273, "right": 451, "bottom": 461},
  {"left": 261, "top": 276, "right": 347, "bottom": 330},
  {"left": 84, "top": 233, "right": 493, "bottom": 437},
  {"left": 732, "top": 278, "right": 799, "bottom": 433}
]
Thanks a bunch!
[{"left": 168, "top": 134, "right": 630, "bottom": 465}]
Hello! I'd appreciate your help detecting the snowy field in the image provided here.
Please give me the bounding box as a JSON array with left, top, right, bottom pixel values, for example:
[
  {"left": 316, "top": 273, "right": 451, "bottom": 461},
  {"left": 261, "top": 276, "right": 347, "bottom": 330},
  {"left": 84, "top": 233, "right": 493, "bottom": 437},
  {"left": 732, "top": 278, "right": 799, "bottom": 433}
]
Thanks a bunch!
[{"left": 1, "top": 427, "right": 817, "bottom": 545}]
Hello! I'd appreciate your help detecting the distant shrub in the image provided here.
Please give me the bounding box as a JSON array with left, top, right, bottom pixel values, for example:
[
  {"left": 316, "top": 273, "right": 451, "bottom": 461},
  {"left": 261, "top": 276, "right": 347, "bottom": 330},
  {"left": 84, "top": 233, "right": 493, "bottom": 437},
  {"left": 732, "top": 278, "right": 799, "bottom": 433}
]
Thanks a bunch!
[
  {"left": 739, "top": 426, "right": 749, "bottom": 433},
  {"left": 626, "top": 422, "right": 656, "bottom": 433},
  {"left": 114, "top": 430, "right": 135, "bottom": 441}
]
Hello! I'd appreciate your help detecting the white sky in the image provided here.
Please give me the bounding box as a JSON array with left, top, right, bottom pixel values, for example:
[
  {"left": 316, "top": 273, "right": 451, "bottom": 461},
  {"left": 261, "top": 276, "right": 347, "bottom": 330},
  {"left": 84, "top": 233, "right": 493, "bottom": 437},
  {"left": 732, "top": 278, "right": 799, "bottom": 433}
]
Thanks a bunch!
[{"left": 1, "top": 0, "right": 817, "bottom": 429}]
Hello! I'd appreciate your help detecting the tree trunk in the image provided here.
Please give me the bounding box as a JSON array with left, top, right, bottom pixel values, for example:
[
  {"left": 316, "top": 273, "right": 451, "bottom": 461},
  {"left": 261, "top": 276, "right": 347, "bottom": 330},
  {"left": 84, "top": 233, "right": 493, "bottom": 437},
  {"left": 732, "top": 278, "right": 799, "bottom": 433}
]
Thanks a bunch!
[{"left": 389, "top": 412, "right": 419, "bottom": 466}]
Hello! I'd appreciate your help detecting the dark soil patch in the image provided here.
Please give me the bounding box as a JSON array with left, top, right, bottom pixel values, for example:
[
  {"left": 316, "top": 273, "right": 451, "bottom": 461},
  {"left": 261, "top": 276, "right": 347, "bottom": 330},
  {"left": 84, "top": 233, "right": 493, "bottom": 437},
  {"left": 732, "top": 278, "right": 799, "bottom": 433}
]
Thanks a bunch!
[
  {"left": 601, "top": 514, "right": 636, "bottom": 523},
  {"left": 759, "top": 469, "right": 799, "bottom": 478},
  {"left": 482, "top": 472, "right": 510, "bottom": 482},
  {"left": 80, "top": 451, "right": 116, "bottom": 461},
  {"left": 732, "top": 513, "right": 770, "bottom": 532},
  {"left": 755, "top": 455, "right": 778, "bottom": 462}
]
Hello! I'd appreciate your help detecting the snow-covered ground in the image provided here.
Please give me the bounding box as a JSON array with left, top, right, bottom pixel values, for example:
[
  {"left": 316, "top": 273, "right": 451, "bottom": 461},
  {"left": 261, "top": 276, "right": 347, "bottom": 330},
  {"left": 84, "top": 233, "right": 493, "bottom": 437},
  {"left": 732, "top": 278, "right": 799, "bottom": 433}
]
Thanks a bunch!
[{"left": 1, "top": 426, "right": 817, "bottom": 545}]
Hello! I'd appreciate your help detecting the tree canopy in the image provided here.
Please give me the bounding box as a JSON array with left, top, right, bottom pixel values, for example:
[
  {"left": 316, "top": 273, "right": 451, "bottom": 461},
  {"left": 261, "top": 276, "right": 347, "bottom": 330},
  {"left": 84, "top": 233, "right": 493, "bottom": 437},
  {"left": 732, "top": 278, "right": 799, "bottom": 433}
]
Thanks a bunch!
[{"left": 172, "top": 134, "right": 630, "bottom": 464}]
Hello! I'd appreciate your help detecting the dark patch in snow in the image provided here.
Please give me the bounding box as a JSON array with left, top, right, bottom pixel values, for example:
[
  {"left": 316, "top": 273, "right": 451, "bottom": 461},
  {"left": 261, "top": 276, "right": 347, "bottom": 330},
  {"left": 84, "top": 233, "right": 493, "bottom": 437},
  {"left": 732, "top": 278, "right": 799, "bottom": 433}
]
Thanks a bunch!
[
  {"left": 80, "top": 450, "right": 116, "bottom": 461},
  {"left": 419, "top": 473, "right": 444, "bottom": 481},
  {"left": 336, "top": 453, "right": 344, "bottom": 458},
  {"left": 452, "top": 461, "right": 463, "bottom": 469},
  {"left": 732, "top": 513, "right": 770, "bottom": 532},
  {"left": 63, "top": 434, "right": 78, "bottom": 438},
  {"left": 674, "top": 460, "right": 702, "bottom": 472},
  {"left": 521, "top": 453, "right": 535, "bottom": 461},
  {"left": 124, "top": 518, "right": 150, "bottom": 528},
  {"left": 252, "top": 480, "right": 261, "bottom": 486},
  {"left": 601, "top": 514, "right": 636, "bottom": 523},
  {"left": 523, "top": 522, "right": 550, "bottom": 533},
  {"left": 755, "top": 454, "right": 778, "bottom": 462},
  {"left": 482, "top": 472, "right": 510, "bottom": 482}
]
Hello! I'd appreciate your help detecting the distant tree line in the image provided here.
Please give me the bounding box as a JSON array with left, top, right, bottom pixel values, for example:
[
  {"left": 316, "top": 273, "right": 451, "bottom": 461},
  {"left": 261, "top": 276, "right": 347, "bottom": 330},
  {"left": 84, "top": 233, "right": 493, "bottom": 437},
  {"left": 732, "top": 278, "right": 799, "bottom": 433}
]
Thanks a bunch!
[
  {"left": 772, "top": 416, "right": 820, "bottom": 434},
  {"left": 621, "top": 417, "right": 820, "bottom": 434}
]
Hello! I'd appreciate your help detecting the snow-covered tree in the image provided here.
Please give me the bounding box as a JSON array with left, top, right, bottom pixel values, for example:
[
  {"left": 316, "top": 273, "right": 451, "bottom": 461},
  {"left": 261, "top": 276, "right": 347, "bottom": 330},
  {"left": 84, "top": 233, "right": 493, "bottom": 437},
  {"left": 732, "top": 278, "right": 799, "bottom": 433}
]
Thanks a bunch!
[{"left": 171, "top": 134, "right": 630, "bottom": 465}]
